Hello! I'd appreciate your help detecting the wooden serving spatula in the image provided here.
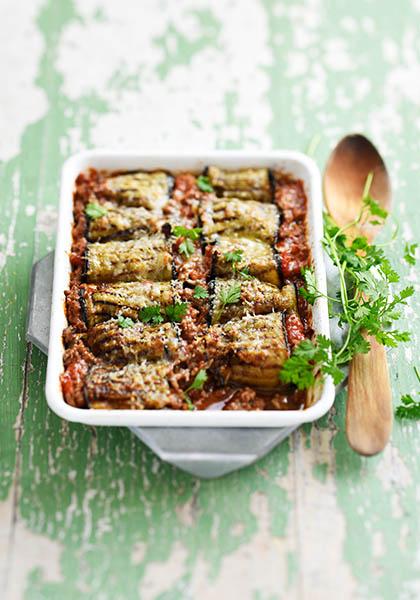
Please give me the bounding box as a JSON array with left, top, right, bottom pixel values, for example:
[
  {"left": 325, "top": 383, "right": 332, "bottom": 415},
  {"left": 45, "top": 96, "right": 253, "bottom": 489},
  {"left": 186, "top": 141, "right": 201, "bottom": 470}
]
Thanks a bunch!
[{"left": 324, "top": 134, "right": 393, "bottom": 456}]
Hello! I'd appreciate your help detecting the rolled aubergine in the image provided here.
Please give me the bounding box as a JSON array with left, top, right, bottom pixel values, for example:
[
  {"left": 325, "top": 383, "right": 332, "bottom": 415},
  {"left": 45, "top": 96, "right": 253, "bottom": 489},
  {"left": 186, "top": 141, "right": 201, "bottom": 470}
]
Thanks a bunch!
[
  {"left": 87, "top": 201, "right": 162, "bottom": 242},
  {"left": 214, "top": 235, "right": 281, "bottom": 286},
  {"left": 201, "top": 198, "right": 278, "bottom": 244},
  {"left": 87, "top": 319, "right": 180, "bottom": 363},
  {"left": 207, "top": 166, "right": 271, "bottom": 202},
  {"left": 217, "top": 313, "right": 289, "bottom": 388},
  {"left": 80, "top": 281, "right": 173, "bottom": 326},
  {"left": 85, "top": 361, "right": 180, "bottom": 409},
  {"left": 103, "top": 171, "right": 171, "bottom": 210},
  {"left": 211, "top": 280, "right": 297, "bottom": 324},
  {"left": 86, "top": 235, "right": 172, "bottom": 283}
]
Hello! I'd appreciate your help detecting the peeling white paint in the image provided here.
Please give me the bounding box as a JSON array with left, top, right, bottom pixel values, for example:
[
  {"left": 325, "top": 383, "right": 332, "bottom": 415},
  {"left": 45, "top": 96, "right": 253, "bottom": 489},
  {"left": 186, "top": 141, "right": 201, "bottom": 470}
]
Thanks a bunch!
[
  {"left": 376, "top": 444, "right": 413, "bottom": 491},
  {"left": 370, "top": 27, "right": 420, "bottom": 150},
  {"left": 57, "top": 0, "right": 272, "bottom": 151},
  {"left": 0, "top": 172, "right": 20, "bottom": 271},
  {"left": 131, "top": 541, "right": 146, "bottom": 566},
  {"left": 140, "top": 541, "right": 188, "bottom": 599},
  {"left": 175, "top": 496, "right": 197, "bottom": 527},
  {"left": 0, "top": 491, "right": 63, "bottom": 600},
  {"left": 0, "top": 0, "right": 47, "bottom": 161},
  {"left": 35, "top": 204, "right": 58, "bottom": 237},
  {"left": 187, "top": 492, "right": 294, "bottom": 600},
  {"left": 25, "top": 205, "right": 35, "bottom": 217},
  {"left": 287, "top": 426, "right": 358, "bottom": 600},
  {"left": 324, "top": 38, "right": 355, "bottom": 72}
]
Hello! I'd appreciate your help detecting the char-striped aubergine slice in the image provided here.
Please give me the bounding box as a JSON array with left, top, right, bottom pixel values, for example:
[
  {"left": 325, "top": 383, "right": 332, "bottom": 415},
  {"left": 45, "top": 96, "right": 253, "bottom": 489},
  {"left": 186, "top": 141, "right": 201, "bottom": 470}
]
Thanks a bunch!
[
  {"left": 104, "top": 171, "right": 170, "bottom": 210},
  {"left": 81, "top": 281, "right": 173, "bottom": 326},
  {"left": 207, "top": 167, "right": 271, "bottom": 202},
  {"left": 201, "top": 198, "right": 278, "bottom": 244},
  {"left": 87, "top": 201, "right": 162, "bottom": 242},
  {"left": 86, "top": 235, "right": 172, "bottom": 283},
  {"left": 214, "top": 235, "right": 280, "bottom": 286},
  {"left": 85, "top": 361, "right": 180, "bottom": 409},
  {"left": 217, "top": 313, "right": 289, "bottom": 388},
  {"left": 87, "top": 320, "right": 180, "bottom": 363},
  {"left": 211, "top": 280, "right": 296, "bottom": 324}
]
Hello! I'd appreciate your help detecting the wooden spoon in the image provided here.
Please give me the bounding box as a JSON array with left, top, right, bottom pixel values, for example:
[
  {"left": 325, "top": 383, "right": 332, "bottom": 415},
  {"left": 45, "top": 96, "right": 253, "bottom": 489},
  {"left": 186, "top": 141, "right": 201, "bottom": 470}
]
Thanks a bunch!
[{"left": 324, "top": 134, "right": 393, "bottom": 456}]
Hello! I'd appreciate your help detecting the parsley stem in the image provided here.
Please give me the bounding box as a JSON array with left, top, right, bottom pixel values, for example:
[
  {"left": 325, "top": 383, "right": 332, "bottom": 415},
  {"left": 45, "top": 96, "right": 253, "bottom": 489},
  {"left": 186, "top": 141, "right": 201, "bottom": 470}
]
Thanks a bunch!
[
  {"left": 362, "top": 172, "right": 374, "bottom": 199},
  {"left": 335, "top": 327, "right": 352, "bottom": 361},
  {"left": 331, "top": 173, "right": 375, "bottom": 244},
  {"left": 328, "top": 234, "right": 350, "bottom": 320},
  {"left": 306, "top": 133, "right": 321, "bottom": 157}
]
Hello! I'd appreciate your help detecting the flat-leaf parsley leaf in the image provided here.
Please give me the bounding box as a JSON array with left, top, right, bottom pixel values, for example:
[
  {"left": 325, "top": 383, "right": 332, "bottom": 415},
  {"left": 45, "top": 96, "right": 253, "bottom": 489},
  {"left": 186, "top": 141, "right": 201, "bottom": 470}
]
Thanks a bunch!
[
  {"left": 179, "top": 237, "right": 195, "bottom": 258},
  {"left": 186, "top": 369, "right": 208, "bottom": 392},
  {"left": 165, "top": 302, "right": 189, "bottom": 323},
  {"left": 172, "top": 225, "right": 202, "bottom": 240},
  {"left": 86, "top": 202, "right": 108, "bottom": 219},
  {"left": 183, "top": 369, "right": 208, "bottom": 410},
  {"left": 138, "top": 305, "right": 164, "bottom": 325},
  {"left": 213, "top": 282, "right": 241, "bottom": 323},
  {"left": 403, "top": 242, "right": 418, "bottom": 266},
  {"left": 117, "top": 315, "right": 135, "bottom": 328},
  {"left": 193, "top": 285, "right": 209, "bottom": 299},
  {"left": 396, "top": 366, "right": 420, "bottom": 419},
  {"left": 197, "top": 175, "right": 214, "bottom": 193}
]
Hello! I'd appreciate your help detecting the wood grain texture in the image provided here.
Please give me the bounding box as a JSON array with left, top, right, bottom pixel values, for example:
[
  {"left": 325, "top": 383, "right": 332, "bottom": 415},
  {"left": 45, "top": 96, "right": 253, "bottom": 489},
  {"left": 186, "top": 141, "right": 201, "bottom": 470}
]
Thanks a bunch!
[
  {"left": 347, "top": 336, "right": 393, "bottom": 456},
  {"left": 0, "top": 1, "right": 419, "bottom": 599}
]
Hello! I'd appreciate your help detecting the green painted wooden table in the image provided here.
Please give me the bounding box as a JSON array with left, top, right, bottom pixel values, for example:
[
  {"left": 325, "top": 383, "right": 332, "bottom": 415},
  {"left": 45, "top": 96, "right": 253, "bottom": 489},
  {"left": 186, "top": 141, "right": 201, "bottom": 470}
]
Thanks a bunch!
[{"left": 1, "top": 1, "right": 419, "bottom": 598}]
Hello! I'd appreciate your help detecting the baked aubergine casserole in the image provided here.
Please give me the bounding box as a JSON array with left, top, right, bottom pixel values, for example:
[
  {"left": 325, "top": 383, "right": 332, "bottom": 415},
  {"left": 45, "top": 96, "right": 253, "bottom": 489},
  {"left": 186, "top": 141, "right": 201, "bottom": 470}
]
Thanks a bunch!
[{"left": 60, "top": 163, "right": 317, "bottom": 412}]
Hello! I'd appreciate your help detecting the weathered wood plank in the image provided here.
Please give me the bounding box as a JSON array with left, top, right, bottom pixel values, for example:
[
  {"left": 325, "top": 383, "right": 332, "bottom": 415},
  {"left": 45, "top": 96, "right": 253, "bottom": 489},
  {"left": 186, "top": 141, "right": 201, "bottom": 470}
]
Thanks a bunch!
[{"left": 0, "top": 0, "right": 419, "bottom": 599}]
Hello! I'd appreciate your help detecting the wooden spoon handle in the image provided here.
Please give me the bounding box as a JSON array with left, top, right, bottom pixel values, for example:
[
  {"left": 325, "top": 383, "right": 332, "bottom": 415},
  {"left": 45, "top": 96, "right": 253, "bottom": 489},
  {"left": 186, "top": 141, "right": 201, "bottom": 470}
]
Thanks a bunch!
[{"left": 346, "top": 335, "right": 393, "bottom": 456}]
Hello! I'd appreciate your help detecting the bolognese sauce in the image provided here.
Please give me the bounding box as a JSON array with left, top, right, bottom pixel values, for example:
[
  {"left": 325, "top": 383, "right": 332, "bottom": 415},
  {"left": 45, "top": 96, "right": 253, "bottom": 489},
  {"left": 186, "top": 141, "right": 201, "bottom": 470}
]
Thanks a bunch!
[{"left": 61, "top": 166, "right": 312, "bottom": 411}]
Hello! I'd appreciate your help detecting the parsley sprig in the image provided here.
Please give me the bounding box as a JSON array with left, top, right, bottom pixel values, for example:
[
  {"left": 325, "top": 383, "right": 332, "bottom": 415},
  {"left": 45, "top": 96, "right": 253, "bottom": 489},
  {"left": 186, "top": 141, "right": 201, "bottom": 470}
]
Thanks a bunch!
[
  {"left": 396, "top": 367, "right": 420, "bottom": 419},
  {"left": 86, "top": 202, "right": 108, "bottom": 219},
  {"left": 184, "top": 369, "right": 208, "bottom": 410},
  {"left": 172, "top": 226, "right": 202, "bottom": 258},
  {"left": 197, "top": 175, "right": 214, "bottom": 193},
  {"left": 281, "top": 335, "right": 343, "bottom": 389},
  {"left": 404, "top": 242, "right": 418, "bottom": 266},
  {"left": 213, "top": 282, "right": 241, "bottom": 323},
  {"left": 224, "top": 248, "right": 253, "bottom": 279},
  {"left": 280, "top": 174, "right": 415, "bottom": 392},
  {"left": 138, "top": 302, "right": 188, "bottom": 325},
  {"left": 172, "top": 226, "right": 201, "bottom": 240},
  {"left": 193, "top": 285, "right": 209, "bottom": 299},
  {"left": 138, "top": 305, "right": 164, "bottom": 325},
  {"left": 224, "top": 249, "right": 243, "bottom": 264},
  {"left": 165, "top": 302, "right": 189, "bottom": 322},
  {"left": 117, "top": 315, "right": 135, "bottom": 329}
]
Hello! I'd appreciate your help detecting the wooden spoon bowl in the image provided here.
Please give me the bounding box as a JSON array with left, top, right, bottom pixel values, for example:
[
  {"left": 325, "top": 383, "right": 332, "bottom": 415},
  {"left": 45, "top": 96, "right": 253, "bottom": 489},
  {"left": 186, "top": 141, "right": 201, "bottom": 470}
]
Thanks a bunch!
[{"left": 324, "top": 134, "right": 392, "bottom": 242}]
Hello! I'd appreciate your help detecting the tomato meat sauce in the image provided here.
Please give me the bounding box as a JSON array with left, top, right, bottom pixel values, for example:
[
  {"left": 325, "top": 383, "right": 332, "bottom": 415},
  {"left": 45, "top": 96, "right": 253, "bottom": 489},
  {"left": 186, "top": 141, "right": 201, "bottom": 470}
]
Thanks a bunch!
[{"left": 61, "top": 168, "right": 313, "bottom": 411}]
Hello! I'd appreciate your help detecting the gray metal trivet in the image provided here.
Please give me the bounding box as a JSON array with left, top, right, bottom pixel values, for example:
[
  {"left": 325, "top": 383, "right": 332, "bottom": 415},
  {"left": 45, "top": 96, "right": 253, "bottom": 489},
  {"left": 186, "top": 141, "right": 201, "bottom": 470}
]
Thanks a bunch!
[{"left": 27, "top": 253, "right": 297, "bottom": 478}]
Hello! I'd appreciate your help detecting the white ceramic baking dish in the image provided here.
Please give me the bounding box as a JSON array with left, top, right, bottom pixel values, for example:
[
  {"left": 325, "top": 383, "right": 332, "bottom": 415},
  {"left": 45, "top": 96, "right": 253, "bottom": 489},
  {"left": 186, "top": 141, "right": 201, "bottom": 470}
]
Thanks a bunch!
[{"left": 45, "top": 150, "right": 335, "bottom": 430}]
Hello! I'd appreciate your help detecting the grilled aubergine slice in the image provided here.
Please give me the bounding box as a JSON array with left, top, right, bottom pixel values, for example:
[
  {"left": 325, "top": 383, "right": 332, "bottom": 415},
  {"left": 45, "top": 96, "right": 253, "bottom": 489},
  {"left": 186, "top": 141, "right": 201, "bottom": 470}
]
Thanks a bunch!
[
  {"left": 86, "top": 235, "right": 172, "bottom": 283},
  {"left": 80, "top": 281, "right": 173, "bottom": 326},
  {"left": 216, "top": 313, "right": 289, "bottom": 388},
  {"left": 207, "top": 167, "right": 271, "bottom": 202},
  {"left": 201, "top": 198, "right": 278, "bottom": 244},
  {"left": 103, "top": 171, "right": 170, "bottom": 210},
  {"left": 87, "top": 320, "right": 180, "bottom": 363},
  {"left": 85, "top": 361, "right": 180, "bottom": 409},
  {"left": 87, "top": 201, "right": 162, "bottom": 242},
  {"left": 211, "top": 280, "right": 297, "bottom": 324},
  {"left": 214, "top": 235, "right": 280, "bottom": 286}
]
